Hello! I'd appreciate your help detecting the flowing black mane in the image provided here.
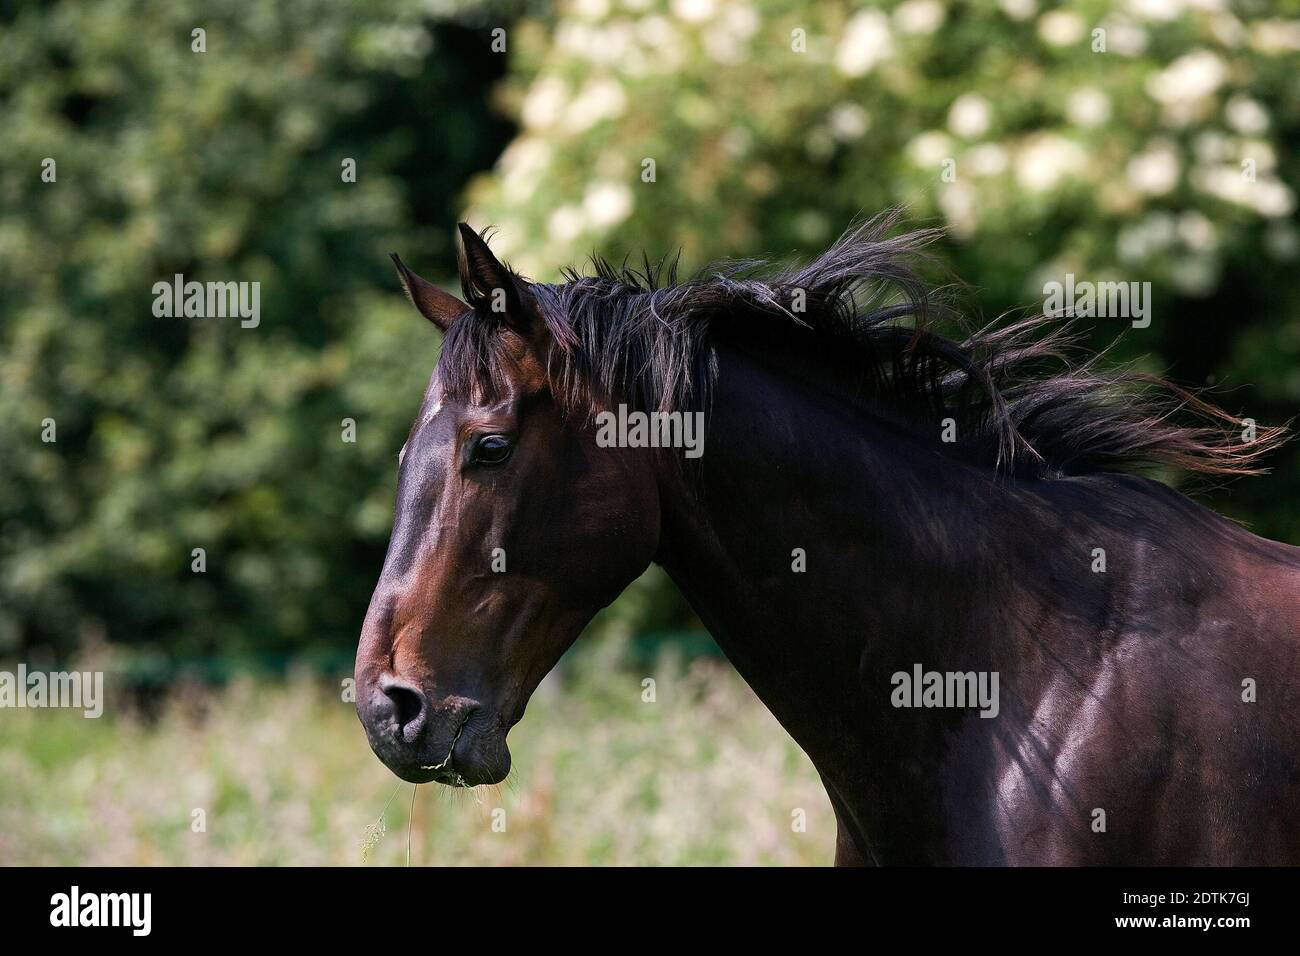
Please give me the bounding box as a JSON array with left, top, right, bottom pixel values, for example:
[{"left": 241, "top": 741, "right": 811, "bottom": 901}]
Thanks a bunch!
[{"left": 438, "top": 211, "right": 1285, "bottom": 480}]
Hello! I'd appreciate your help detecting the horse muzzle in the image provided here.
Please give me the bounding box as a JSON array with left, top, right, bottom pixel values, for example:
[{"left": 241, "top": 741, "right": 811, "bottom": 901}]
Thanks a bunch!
[{"left": 357, "top": 676, "right": 511, "bottom": 786}]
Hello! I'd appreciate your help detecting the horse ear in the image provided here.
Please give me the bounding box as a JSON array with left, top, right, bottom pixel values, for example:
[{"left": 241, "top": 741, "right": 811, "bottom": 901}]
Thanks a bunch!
[
  {"left": 457, "top": 222, "right": 532, "bottom": 331},
  {"left": 390, "top": 254, "right": 467, "bottom": 332}
]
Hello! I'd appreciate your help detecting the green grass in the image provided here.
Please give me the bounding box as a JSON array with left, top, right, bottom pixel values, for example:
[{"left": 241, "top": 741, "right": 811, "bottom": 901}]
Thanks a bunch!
[{"left": 0, "top": 644, "right": 833, "bottom": 865}]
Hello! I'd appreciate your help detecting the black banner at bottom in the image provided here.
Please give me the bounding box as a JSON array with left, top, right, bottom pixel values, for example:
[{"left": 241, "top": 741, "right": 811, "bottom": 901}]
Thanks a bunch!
[{"left": 0, "top": 865, "right": 1287, "bottom": 941}]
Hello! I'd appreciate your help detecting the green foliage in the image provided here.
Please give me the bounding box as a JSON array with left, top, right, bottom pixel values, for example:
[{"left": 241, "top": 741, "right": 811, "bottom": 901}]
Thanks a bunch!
[{"left": 0, "top": 0, "right": 516, "bottom": 657}]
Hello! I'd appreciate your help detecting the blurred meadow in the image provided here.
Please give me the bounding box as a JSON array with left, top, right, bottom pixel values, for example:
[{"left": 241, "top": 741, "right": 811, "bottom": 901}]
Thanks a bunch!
[
  {"left": 2, "top": 0, "right": 1299, "bottom": 864},
  {"left": 0, "top": 646, "right": 833, "bottom": 866}
]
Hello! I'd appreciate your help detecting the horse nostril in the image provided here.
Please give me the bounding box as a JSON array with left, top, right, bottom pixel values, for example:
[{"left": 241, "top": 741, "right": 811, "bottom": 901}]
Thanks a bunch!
[{"left": 382, "top": 684, "right": 428, "bottom": 740}]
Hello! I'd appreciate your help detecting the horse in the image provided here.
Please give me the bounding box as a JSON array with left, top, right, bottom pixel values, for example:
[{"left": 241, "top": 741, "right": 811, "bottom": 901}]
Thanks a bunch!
[{"left": 354, "top": 213, "right": 1300, "bottom": 865}]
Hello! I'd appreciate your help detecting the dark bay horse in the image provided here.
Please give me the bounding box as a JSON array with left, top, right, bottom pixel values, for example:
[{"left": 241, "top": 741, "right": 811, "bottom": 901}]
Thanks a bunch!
[{"left": 355, "top": 214, "right": 1300, "bottom": 865}]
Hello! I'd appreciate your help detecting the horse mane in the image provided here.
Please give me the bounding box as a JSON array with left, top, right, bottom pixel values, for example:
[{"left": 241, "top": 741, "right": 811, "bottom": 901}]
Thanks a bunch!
[{"left": 438, "top": 210, "right": 1286, "bottom": 481}]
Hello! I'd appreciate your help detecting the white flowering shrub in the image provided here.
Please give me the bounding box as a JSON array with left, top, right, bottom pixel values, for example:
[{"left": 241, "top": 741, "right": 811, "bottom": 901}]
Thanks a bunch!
[{"left": 472, "top": 0, "right": 1296, "bottom": 290}]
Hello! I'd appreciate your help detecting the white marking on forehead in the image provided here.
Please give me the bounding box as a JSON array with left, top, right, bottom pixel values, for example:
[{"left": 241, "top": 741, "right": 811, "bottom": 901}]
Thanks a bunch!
[
  {"left": 421, "top": 394, "right": 444, "bottom": 427},
  {"left": 398, "top": 383, "right": 447, "bottom": 469},
  {"left": 421, "top": 369, "right": 447, "bottom": 426}
]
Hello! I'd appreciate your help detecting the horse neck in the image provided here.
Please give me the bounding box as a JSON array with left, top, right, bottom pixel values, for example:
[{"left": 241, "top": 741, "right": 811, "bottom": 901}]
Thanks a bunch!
[{"left": 651, "top": 338, "right": 1050, "bottom": 762}]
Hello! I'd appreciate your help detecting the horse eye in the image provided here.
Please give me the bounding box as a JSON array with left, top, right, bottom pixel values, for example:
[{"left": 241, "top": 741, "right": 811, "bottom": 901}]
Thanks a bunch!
[{"left": 473, "top": 434, "right": 513, "bottom": 465}]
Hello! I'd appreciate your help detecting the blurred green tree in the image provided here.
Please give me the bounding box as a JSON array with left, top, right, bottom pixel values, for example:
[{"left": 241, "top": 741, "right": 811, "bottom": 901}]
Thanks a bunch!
[{"left": 0, "top": 0, "right": 517, "bottom": 659}]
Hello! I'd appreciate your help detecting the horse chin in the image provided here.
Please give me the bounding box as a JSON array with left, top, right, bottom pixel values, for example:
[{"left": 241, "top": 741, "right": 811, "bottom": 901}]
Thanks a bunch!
[
  {"left": 382, "top": 748, "right": 510, "bottom": 787},
  {"left": 437, "top": 751, "right": 511, "bottom": 788},
  {"left": 409, "top": 722, "right": 511, "bottom": 788}
]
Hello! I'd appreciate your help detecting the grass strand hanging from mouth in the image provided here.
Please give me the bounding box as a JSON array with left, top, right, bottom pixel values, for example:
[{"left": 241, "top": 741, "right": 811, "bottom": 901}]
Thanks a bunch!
[
  {"left": 361, "top": 782, "right": 402, "bottom": 863},
  {"left": 407, "top": 785, "right": 418, "bottom": 867}
]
